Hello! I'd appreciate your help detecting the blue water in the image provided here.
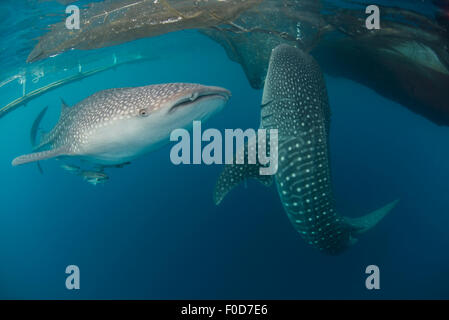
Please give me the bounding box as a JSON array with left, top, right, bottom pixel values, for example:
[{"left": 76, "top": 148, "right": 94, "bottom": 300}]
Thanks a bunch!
[{"left": 1, "top": 5, "right": 449, "bottom": 299}]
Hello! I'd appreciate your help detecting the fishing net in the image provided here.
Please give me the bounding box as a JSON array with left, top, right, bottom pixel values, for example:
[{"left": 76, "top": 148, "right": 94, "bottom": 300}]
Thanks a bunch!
[
  {"left": 201, "top": 0, "right": 324, "bottom": 89},
  {"left": 1, "top": 0, "right": 263, "bottom": 119},
  {"left": 28, "top": 0, "right": 263, "bottom": 62},
  {"left": 1, "top": 0, "right": 449, "bottom": 125}
]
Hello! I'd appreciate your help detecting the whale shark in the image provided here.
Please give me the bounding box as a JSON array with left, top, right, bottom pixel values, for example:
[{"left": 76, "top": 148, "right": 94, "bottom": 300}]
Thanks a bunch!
[
  {"left": 214, "top": 45, "right": 398, "bottom": 255},
  {"left": 28, "top": 0, "right": 262, "bottom": 62},
  {"left": 12, "top": 83, "right": 231, "bottom": 168}
]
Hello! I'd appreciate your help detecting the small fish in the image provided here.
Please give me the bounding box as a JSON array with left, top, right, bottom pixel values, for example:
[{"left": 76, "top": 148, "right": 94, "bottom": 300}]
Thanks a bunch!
[{"left": 81, "top": 171, "right": 109, "bottom": 186}]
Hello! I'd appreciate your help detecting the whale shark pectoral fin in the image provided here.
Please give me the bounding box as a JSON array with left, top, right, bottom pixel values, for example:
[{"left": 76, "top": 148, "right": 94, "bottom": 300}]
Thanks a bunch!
[
  {"left": 12, "top": 147, "right": 69, "bottom": 167},
  {"left": 36, "top": 162, "right": 44, "bottom": 175},
  {"left": 213, "top": 137, "right": 274, "bottom": 205},
  {"left": 60, "top": 98, "right": 71, "bottom": 119},
  {"left": 345, "top": 199, "right": 400, "bottom": 236}
]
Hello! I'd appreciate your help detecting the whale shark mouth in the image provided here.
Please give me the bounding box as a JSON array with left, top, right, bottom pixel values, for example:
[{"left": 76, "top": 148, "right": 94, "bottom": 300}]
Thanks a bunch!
[{"left": 169, "top": 91, "right": 230, "bottom": 113}]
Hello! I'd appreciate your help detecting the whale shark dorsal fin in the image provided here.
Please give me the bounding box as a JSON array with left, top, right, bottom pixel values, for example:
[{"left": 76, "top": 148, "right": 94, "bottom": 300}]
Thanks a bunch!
[
  {"left": 60, "top": 98, "right": 71, "bottom": 118},
  {"left": 345, "top": 199, "right": 400, "bottom": 236},
  {"left": 213, "top": 137, "right": 273, "bottom": 205},
  {"left": 12, "top": 146, "right": 69, "bottom": 167}
]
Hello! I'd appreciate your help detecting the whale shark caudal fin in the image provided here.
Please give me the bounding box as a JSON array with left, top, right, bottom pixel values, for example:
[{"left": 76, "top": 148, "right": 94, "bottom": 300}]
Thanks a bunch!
[
  {"left": 213, "top": 137, "right": 273, "bottom": 205},
  {"left": 12, "top": 147, "right": 69, "bottom": 167},
  {"left": 345, "top": 199, "right": 400, "bottom": 236}
]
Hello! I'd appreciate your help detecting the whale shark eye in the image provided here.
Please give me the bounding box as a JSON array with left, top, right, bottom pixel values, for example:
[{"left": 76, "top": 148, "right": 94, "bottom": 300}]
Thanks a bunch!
[
  {"left": 190, "top": 92, "right": 199, "bottom": 101},
  {"left": 138, "top": 109, "right": 149, "bottom": 117}
]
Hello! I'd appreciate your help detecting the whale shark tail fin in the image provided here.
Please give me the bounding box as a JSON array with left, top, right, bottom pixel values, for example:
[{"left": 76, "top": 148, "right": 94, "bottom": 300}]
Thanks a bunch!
[{"left": 345, "top": 199, "right": 400, "bottom": 236}]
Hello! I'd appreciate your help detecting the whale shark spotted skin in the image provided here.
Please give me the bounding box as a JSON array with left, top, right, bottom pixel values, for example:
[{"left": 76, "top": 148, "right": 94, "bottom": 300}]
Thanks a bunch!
[
  {"left": 214, "top": 45, "right": 398, "bottom": 255},
  {"left": 12, "top": 83, "right": 231, "bottom": 167}
]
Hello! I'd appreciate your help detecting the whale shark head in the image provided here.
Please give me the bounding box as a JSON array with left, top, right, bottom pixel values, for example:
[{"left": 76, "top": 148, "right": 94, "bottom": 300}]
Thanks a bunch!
[
  {"left": 128, "top": 83, "right": 231, "bottom": 140},
  {"left": 81, "top": 83, "right": 231, "bottom": 163}
]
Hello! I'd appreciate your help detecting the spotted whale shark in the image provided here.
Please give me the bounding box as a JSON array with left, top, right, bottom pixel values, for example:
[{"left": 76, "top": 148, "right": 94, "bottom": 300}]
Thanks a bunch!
[
  {"left": 12, "top": 83, "right": 231, "bottom": 167},
  {"left": 214, "top": 45, "right": 398, "bottom": 255}
]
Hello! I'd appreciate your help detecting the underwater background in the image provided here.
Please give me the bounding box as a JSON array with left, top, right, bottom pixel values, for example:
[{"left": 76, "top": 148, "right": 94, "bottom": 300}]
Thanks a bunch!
[{"left": 0, "top": 0, "right": 449, "bottom": 299}]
